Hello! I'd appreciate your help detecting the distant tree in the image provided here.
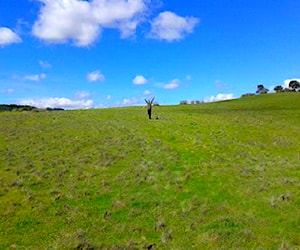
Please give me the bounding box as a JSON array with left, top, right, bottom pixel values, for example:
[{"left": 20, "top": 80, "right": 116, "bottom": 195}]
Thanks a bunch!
[
  {"left": 256, "top": 84, "right": 269, "bottom": 94},
  {"left": 46, "top": 107, "right": 64, "bottom": 111},
  {"left": 180, "top": 100, "right": 188, "bottom": 105},
  {"left": 274, "top": 85, "right": 283, "bottom": 93},
  {"left": 191, "top": 100, "right": 195, "bottom": 104},
  {"left": 256, "top": 84, "right": 264, "bottom": 93},
  {"left": 289, "top": 80, "right": 300, "bottom": 91},
  {"left": 241, "top": 93, "right": 255, "bottom": 97}
]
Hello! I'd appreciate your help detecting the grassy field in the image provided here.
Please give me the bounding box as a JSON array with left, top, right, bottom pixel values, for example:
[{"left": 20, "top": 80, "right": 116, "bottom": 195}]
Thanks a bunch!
[{"left": 0, "top": 93, "right": 300, "bottom": 249}]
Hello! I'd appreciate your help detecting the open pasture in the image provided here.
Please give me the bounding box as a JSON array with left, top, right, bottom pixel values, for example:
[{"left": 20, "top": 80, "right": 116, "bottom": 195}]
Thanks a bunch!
[{"left": 0, "top": 93, "right": 300, "bottom": 249}]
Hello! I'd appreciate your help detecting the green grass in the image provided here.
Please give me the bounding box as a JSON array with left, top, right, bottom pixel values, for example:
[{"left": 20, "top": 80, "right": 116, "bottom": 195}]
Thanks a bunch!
[{"left": 0, "top": 93, "right": 300, "bottom": 249}]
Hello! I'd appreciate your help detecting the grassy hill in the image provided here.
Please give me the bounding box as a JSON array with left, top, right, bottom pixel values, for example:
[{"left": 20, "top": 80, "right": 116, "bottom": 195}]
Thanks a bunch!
[{"left": 0, "top": 93, "right": 299, "bottom": 249}]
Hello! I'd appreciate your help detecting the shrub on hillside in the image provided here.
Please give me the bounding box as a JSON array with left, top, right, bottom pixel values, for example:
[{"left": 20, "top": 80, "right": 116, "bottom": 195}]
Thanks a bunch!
[
  {"left": 274, "top": 85, "right": 283, "bottom": 93},
  {"left": 180, "top": 100, "right": 188, "bottom": 105},
  {"left": 241, "top": 93, "right": 255, "bottom": 97}
]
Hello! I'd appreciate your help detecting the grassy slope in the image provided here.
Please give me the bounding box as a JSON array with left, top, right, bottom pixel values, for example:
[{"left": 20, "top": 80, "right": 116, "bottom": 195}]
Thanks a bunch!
[{"left": 0, "top": 93, "right": 299, "bottom": 249}]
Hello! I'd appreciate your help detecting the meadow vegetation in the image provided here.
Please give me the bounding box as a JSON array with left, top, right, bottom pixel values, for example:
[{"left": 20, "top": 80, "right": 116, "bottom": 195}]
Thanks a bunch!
[{"left": 0, "top": 93, "right": 300, "bottom": 249}]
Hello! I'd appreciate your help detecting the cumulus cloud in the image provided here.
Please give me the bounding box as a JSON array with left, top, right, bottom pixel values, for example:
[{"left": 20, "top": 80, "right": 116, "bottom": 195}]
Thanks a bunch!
[
  {"left": 133, "top": 75, "right": 148, "bottom": 85},
  {"left": 24, "top": 73, "right": 46, "bottom": 82},
  {"left": 32, "top": 0, "right": 148, "bottom": 46},
  {"left": 149, "top": 11, "right": 199, "bottom": 42},
  {"left": 91, "top": 0, "right": 148, "bottom": 38},
  {"left": 32, "top": 1, "right": 199, "bottom": 46},
  {"left": 19, "top": 97, "right": 93, "bottom": 109},
  {"left": 32, "top": 0, "right": 100, "bottom": 46},
  {"left": 204, "top": 93, "right": 235, "bottom": 103},
  {"left": 163, "top": 79, "right": 180, "bottom": 90},
  {"left": 0, "top": 27, "right": 22, "bottom": 47},
  {"left": 87, "top": 70, "right": 105, "bottom": 82}
]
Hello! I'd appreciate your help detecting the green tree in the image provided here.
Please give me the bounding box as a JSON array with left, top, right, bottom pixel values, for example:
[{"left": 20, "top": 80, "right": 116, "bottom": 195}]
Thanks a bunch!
[
  {"left": 274, "top": 85, "right": 283, "bottom": 93},
  {"left": 256, "top": 84, "right": 269, "bottom": 94},
  {"left": 289, "top": 80, "right": 300, "bottom": 91},
  {"left": 180, "top": 100, "right": 188, "bottom": 105}
]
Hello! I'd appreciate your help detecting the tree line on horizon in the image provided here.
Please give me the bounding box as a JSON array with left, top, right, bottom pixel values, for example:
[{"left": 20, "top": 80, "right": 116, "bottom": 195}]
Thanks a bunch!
[
  {"left": 180, "top": 80, "right": 300, "bottom": 105},
  {"left": 255, "top": 80, "right": 300, "bottom": 95},
  {"left": 2, "top": 79, "right": 299, "bottom": 110},
  {"left": 0, "top": 104, "right": 64, "bottom": 112}
]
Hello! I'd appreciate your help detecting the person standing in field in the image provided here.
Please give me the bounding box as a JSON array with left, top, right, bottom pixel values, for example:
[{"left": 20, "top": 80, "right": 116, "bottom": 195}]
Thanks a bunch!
[{"left": 145, "top": 97, "right": 155, "bottom": 119}]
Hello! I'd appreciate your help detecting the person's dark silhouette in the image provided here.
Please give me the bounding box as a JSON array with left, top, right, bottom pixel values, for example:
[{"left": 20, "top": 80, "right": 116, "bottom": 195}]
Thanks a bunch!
[{"left": 145, "top": 97, "right": 155, "bottom": 119}]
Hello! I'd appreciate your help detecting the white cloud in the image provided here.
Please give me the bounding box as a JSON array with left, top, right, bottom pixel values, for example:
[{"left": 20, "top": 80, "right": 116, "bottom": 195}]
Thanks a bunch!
[
  {"left": 24, "top": 73, "right": 46, "bottom": 82},
  {"left": 32, "top": 0, "right": 100, "bottom": 46},
  {"left": 204, "top": 93, "right": 235, "bottom": 103},
  {"left": 105, "top": 95, "right": 111, "bottom": 100},
  {"left": 283, "top": 78, "right": 300, "bottom": 88},
  {"left": 164, "top": 79, "right": 180, "bottom": 90},
  {"left": 95, "top": 103, "right": 107, "bottom": 109},
  {"left": 0, "top": 27, "right": 22, "bottom": 47},
  {"left": 24, "top": 75, "right": 39, "bottom": 81},
  {"left": 121, "top": 97, "right": 143, "bottom": 106},
  {"left": 87, "top": 70, "right": 105, "bottom": 82},
  {"left": 149, "top": 11, "right": 199, "bottom": 42},
  {"left": 19, "top": 97, "right": 94, "bottom": 109},
  {"left": 39, "top": 60, "right": 52, "bottom": 68},
  {"left": 268, "top": 85, "right": 276, "bottom": 93},
  {"left": 133, "top": 75, "right": 148, "bottom": 85},
  {"left": 91, "top": 0, "right": 148, "bottom": 38},
  {"left": 144, "top": 90, "right": 151, "bottom": 95},
  {"left": 75, "top": 91, "right": 91, "bottom": 100},
  {"left": 115, "top": 96, "right": 144, "bottom": 107},
  {"left": 32, "top": 1, "right": 199, "bottom": 46},
  {"left": 32, "top": 0, "right": 148, "bottom": 46}
]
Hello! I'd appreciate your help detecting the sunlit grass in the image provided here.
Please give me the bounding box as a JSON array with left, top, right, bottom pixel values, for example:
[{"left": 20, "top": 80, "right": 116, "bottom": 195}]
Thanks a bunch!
[{"left": 0, "top": 93, "right": 299, "bottom": 248}]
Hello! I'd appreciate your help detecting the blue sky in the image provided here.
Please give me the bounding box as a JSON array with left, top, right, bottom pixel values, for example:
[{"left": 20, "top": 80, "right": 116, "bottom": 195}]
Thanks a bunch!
[{"left": 1, "top": 0, "right": 300, "bottom": 109}]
